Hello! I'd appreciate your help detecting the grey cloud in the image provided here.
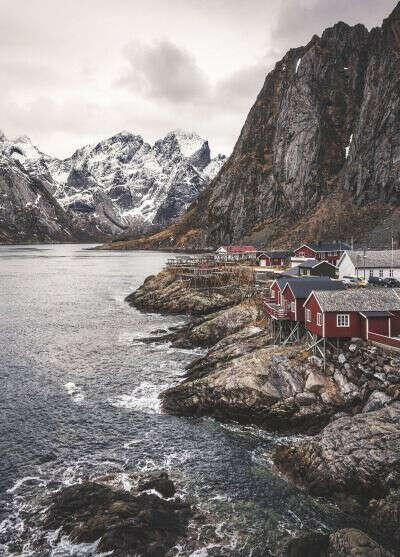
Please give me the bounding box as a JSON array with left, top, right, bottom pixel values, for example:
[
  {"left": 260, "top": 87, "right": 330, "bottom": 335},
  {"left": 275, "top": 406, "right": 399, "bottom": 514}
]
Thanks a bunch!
[
  {"left": 119, "top": 38, "right": 269, "bottom": 113},
  {"left": 271, "top": 0, "right": 397, "bottom": 52},
  {"left": 119, "top": 39, "right": 209, "bottom": 102}
]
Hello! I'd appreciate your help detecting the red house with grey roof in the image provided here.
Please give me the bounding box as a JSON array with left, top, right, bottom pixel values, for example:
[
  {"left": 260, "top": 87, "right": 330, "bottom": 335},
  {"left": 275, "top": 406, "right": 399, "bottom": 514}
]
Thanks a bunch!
[
  {"left": 293, "top": 241, "right": 350, "bottom": 265},
  {"left": 303, "top": 288, "right": 400, "bottom": 348}
]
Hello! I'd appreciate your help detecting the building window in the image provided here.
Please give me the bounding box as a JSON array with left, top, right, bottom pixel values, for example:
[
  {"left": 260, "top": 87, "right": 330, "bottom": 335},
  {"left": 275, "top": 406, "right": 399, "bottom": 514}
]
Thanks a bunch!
[
  {"left": 390, "top": 269, "right": 394, "bottom": 277},
  {"left": 306, "top": 309, "right": 311, "bottom": 322},
  {"left": 298, "top": 251, "right": 305, "bottom": 257},
  {"left": 379, "top": 269, "right": 384, "bottom": 278},
  {"left": 291, "top": 302, "right": 295, "bottom": 313},
  {"left": 337, "top": 314, "right": 350, "bottom": 327},
  {"left": 317, "top": 313, "right": 322, "bottom": 326},
  {"left": 369, "top": 269, "right": 374, "bottom": 277}
]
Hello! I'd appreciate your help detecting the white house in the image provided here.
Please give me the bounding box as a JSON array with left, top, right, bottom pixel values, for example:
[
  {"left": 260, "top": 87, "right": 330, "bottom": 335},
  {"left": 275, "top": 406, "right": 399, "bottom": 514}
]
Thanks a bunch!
[{"left": 338, "top": 250, "right": 400, "bottom": 280}]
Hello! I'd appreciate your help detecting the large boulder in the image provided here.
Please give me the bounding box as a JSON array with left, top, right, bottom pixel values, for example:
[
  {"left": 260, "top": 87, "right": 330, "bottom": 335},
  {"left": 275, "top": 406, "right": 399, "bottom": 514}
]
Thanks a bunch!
[
  {"left": 161, "top": 345, "right": 353, "bottom": 432},
  {"left": 327, "top": 528, "right": 393, "bottom": 557},
  {"left": 277, "top": 529, "right": 393, "bottom": 557},
  {"left": 44, "top": 479, "right": 191, "bottom": 557},
  {"left": 273, "top": 402, "right": 400, "bottom": 498}
]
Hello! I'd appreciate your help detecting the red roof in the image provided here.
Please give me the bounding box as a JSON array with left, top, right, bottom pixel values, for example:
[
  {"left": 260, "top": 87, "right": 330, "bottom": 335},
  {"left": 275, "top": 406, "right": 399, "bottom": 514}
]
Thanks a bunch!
[{"left": 221, "top": 245, "right": 256, "bottom": 253}]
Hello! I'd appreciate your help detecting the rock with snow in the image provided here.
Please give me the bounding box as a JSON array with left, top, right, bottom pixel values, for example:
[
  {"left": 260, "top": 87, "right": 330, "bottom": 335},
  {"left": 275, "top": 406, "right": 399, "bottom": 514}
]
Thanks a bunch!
[{"left": 1, "top": 129, "right": 226, "bottom": 242}]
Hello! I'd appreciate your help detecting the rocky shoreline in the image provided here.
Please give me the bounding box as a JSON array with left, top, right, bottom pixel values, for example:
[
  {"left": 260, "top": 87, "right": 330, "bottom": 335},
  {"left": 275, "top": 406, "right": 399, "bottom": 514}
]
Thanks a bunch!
[{"left": 126, "top": 270, "right": 400, "bottom": 555}]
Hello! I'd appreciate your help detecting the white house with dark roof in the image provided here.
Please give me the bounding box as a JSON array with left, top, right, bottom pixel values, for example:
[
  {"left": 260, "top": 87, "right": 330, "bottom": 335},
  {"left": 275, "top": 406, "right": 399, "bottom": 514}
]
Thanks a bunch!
[{"left": 338, "top": 250, "right": 400, "bottom": 280}]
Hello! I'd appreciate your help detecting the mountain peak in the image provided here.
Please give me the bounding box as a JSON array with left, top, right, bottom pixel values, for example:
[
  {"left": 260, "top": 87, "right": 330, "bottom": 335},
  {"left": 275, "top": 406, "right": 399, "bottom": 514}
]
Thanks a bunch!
[{"left": 164, "top": 129, "right": 206, "bottom": 158}]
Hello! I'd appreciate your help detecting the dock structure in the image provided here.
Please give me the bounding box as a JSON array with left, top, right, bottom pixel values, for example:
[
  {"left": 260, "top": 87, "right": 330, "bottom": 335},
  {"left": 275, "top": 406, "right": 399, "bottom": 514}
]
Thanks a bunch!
[{"left": 263, "top": 298, "right": 305, "bottom": 346}]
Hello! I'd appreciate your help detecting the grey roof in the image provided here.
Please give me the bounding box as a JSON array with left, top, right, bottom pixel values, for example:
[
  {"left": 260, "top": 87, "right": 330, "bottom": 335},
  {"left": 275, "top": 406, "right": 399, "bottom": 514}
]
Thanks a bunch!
[
  {"left": 345, "top": 250, "right": 400, "bottom": 269},
  {"left": 258, "top": 250, "right": 294, "bottom": 258},
  {"left": 313, "top": 288, "right": 400, "bottom": 312},
  {"left": 282, "top": 267, "right": 301, "bottom": 276},
  {"left": 304, "top": 241, "right": 351, "bottom": 252},
  {"left": 285, "top": 278, "right": 344, "bottom": 299},
  {"left": 298, "top": 259, "right": 336, "bottom": 269},
  {"left": 360, "top": 311, "right": 391, "bottom": 317}
]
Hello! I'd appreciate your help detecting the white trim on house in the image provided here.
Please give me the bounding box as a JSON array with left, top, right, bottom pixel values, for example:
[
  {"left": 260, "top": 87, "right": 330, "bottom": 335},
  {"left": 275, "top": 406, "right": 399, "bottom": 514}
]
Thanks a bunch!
[
  {"left": 317, "top": 313, "right": 322, "bottom": 326},
  {"left": 337, "top": 313, "right": 350, "bottom": 327},
  {"left": 306, "top": 308, "right": 311, "bottom": 322},
  {"left": 303, "top": 290, "right": 323, "bottom": 311}
]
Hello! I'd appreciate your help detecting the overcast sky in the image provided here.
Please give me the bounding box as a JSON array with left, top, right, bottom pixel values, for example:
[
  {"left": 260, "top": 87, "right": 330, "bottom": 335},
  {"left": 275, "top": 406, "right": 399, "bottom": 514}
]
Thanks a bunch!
[{"left": 0, "top": 0, "right": 396, "bottom": 158}]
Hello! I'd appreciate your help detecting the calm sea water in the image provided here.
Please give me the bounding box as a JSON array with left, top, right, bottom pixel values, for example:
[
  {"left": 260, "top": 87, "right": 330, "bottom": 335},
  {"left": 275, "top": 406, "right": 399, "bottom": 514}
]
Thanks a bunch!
[{"left": 0, "top": 244, "right": 352, "bottom": 556}]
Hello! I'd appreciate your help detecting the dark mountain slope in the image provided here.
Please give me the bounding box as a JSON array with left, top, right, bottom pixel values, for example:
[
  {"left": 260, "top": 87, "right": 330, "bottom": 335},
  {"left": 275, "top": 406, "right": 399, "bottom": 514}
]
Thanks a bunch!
[
  {"left": 105, "top": 2, "right": 400, "bottom": 250},
  {"left": 0, "top": 155, "right": 90, "bottom": 244}
]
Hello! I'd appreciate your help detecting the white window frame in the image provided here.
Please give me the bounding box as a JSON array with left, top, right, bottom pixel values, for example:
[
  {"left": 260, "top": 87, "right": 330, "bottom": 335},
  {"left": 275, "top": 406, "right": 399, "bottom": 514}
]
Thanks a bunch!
[
  {"left": 317, "top": 313, "right": 322, "bottom": 326},
  {"left": 379, "top": 269, "right": 383, "bottom": 278},
  {"left": 337, "top": 314, "right": 350, "bottom": 327},
  {"left": 306, "top": 308, "right": 311, "bottom": 322},
  {"left": 291, "top": 302, "right": 295, "bottom": 313},
  {"left": 390, "top": 269, "right": 394, "bottom": 277},
  {"left": 369, "top": 269, "right": 373, "bottom": 277}
]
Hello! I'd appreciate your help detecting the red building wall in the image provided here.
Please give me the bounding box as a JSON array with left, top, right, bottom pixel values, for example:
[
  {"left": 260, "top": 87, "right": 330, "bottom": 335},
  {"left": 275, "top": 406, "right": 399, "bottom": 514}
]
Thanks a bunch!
[
  {"left": 368, "top": 317, "right": 389, "bottom": 336},
  {"left": 391, "top": 312, "right": 400, "bottom": 336},
  {"left": 296, "top": 299, "right": 307, "bottom": 322},
  {"left": 294, "top": 245, "right": 316, "bottom": 259},
  {"left": 304, "top": 295, "right": 323, "bottom": 334},
  {"left": 259, "top": 255, "right": 272, "bottom": 266},
  {"left": 270, "top": 282, "right": 281, "bottom": 302},
  {"left": 294, "top": 245, "right": 342, "bottom": 264},
  {"left": 282, "top": 286, "right": 296, "bottom": 320},
  {"left": 324, "top": 311, "right": 362, "bottom": 338},
  {"left": 304, "top": 295, "right": 363, "bottom": 338}
]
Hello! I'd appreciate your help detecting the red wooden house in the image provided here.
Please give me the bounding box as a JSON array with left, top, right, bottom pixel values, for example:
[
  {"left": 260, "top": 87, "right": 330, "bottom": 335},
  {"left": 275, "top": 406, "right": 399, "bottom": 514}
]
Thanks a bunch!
[
  {"left": 257, "top": 250, "right": 293, "bottom": 267},
  {"left": 293, "top": 242, "right": 350, "bottom": 265},
  {"left": 281, "top": 279, "right": 345, "bottom": 322},
  {"left": 303, "top": 288, "right": 400, "bottom": 348},
  {"left": 266, "top": 277, "right": 344, "bottom": 320}
]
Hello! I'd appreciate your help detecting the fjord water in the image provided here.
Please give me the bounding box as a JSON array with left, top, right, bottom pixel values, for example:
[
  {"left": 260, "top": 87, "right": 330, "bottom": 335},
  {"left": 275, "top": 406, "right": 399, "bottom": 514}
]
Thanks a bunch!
[{"left": 0, "top": 245, "right": 348, "bottom": 556}]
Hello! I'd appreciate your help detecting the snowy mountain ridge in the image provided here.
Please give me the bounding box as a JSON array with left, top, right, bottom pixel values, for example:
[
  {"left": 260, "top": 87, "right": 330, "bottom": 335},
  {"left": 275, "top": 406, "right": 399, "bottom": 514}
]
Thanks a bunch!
[{"left": 0, "top": 129, "right": 226, "bottom": 240}]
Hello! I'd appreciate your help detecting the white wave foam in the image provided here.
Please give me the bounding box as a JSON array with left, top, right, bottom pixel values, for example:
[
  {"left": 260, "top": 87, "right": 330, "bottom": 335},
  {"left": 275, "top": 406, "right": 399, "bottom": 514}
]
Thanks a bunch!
[
  {"left": 110, "top": 381, "right": 162, "bottom": 413},
  {"left": 6, "top": 476, "right": 42, "bottom": 494},
  {"left": 50, "top": 536, "right": 113, "bottom": 556},
  {"left": 64, "top": 382, "right": 85, "bottom": 402}
]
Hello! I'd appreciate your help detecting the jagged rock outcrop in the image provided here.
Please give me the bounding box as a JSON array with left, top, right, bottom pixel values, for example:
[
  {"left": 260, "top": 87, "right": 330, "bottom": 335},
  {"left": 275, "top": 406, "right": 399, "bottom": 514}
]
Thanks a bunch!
[
  {"left": 273, "top": 403, "right": 400, "bottom": 553},
  {"left": 161, "top": 336, "right": 400, "bottom": 433},
  {"left": 273, "top": 402, "right": 400, "bottom": 498},
  {"left": 126, "top": 269, "right": 247, "bottom": 315},
  {"left": 0, "top": 150, "right": 89, "bottom": 244},
  {"left": 112, "top": 2, "right": 400, "bottom": 250},
  {"left": 1, "top": 129, "right": 225, "bottom": 243}
]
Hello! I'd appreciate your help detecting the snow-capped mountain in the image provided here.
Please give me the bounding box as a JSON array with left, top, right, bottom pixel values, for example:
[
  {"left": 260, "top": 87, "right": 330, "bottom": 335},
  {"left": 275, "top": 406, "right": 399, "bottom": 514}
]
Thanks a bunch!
[
  {"left": 0, "top": 133, "right": 91, "bottom": 244},
  {"left": 1, "top": 130, "right": 226, "bottom": 241}
]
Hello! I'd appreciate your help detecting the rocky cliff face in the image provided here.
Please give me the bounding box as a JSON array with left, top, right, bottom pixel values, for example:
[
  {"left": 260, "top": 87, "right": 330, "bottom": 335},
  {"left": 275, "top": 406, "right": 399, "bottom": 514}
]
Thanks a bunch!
[
  {"left": 0, "top": 136, "right": 89, "bottom": 244},
  {"left": 0, "top": 129, "right": 225, "bottom": 243},
  {"left": 121, "top": 2, "right": 400, "bottom": 250},
  {"left": 205, "top": 3, "right": 400, "bottom": 247}
]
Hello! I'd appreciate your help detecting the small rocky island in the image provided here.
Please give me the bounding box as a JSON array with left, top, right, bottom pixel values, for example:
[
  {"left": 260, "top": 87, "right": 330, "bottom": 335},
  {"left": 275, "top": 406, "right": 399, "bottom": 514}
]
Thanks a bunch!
[
  {"left": 127, "top": 268, "right": 400, "bottom": 555},
  {"left": 43, "top": 472, "right": 191, "bottom": 557}
]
